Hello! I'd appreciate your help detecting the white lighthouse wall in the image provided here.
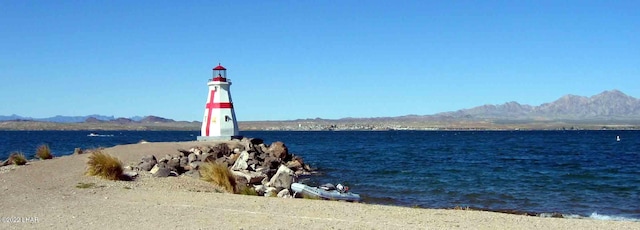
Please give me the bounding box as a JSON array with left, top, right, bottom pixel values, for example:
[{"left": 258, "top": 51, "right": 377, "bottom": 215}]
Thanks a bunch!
[
  {"left": 226, "top": 93, "right": 240, "bottom": 136},
  {"left": 198, "top": 81, "right": 240, "bottom": 141}
]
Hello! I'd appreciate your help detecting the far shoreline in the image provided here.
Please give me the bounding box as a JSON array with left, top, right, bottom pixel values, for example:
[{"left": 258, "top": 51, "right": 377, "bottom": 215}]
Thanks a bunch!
[{"left": 2, "top": 119, "right": 640, "bottom": 131}]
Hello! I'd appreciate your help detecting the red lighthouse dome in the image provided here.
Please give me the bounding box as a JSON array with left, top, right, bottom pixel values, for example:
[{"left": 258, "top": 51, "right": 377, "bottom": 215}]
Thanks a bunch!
[{"left": 212, "top": 63, "right": 227, "bottom": 82}]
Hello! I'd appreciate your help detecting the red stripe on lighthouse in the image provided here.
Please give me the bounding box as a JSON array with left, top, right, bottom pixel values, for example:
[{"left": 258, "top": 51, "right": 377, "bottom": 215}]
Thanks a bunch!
[
  {"left": 204, "top": 89, "right": 234, "bottom": 136},
  {"left": 205, "top": 90, "right": 215, "bottom": 136}
]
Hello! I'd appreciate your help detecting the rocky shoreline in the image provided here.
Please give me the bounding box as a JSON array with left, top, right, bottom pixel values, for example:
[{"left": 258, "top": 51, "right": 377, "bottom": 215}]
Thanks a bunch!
[{"left": 128, "top": 138, "right": 313, "bottom": 198}]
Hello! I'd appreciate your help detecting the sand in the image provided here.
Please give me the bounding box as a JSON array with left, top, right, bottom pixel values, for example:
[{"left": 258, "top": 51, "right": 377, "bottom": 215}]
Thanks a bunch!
[{"left": 1, "top": 141, "right": 639, "bottom": 229}]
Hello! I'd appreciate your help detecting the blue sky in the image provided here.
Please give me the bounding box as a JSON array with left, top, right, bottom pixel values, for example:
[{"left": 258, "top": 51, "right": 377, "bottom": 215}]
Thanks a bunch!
[{"left": 1, "top": 1, "right": 638, "bottom": 121}]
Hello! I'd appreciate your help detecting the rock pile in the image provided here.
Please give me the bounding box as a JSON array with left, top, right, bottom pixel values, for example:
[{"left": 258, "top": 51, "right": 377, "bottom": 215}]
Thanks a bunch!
[{"left": 133, "top": 137, "right": 312, "bottom": 197}]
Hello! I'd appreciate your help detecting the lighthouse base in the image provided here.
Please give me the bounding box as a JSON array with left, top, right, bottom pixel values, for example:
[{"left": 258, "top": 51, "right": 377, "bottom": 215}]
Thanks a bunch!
[{"left": 197, "top": 135, "right": 243, "bottom": 141}]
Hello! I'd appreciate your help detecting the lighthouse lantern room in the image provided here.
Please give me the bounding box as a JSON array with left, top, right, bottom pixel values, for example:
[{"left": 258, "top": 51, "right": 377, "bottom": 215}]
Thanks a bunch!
[{"left": 197, "top": 63, "right": 241, "bottom": 141}]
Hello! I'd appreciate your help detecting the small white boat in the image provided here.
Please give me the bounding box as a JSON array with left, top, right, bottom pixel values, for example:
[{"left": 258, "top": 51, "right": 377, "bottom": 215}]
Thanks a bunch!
[
  {"left": 291, "top": 183, "right": 361, "bottom": 202},
  {"left": 87, "top": 133, "right": 113, "bottom": 137}
]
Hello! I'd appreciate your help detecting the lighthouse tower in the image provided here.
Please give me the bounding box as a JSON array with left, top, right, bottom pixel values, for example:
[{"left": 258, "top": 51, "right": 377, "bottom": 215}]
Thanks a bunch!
[{"left": 197, "top": 64, "right": 241, "bottom": 141}]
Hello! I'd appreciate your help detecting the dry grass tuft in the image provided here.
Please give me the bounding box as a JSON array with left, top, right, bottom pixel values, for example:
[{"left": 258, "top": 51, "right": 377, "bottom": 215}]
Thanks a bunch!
[
  {"left": 86, "top": 151, "right": 123, "bottom": 180},
  {"left": 237, "top": 186, "right": 258, "bottom": 196},
  {"left": 199, "top": 161, "right": 237, "bottom": 193},
  {"left": 36, "top": 144, "right": 53, "bottom": 160},
  {"left": 9, "top": 152, "right": 28, "bottom": 165}
]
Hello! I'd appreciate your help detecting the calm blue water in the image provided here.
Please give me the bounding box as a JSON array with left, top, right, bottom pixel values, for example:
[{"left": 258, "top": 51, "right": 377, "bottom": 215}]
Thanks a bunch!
[{"left": 1, "top": 130, "right": 639, "bottom": 220}]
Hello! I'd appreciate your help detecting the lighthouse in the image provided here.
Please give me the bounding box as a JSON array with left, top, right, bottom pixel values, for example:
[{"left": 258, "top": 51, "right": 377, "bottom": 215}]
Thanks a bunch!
[{"left": 197, "top": 64, "right": 241, "bottom": 141}]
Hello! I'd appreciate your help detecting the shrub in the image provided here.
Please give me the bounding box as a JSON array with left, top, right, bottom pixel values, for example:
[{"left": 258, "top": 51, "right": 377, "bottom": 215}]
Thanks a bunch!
[
  {"left": 86, "top": 151, "right": 123, "bottom": 180},
  {"left": 238, "top": 186, "right": 258, "bottom": 196},
  {"left": 9, "top": 152, "right": 27, "bottom": 165},
  {"left": 199, "top": 161, "right": 236, "bottom": 193},
  {"left": 36, "top": 144, "right": 53, "bottom": 160}
]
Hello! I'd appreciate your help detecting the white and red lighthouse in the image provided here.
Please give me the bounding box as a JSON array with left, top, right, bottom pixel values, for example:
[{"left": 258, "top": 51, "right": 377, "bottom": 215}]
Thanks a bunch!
[{"left": 197, "top": 64, "right": 241, "bottom": 141}]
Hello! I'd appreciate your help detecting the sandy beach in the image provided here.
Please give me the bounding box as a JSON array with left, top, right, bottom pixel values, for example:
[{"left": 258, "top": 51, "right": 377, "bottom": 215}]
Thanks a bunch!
[{"left": 1, "top": 141, "right": 639, "bottom": 229}]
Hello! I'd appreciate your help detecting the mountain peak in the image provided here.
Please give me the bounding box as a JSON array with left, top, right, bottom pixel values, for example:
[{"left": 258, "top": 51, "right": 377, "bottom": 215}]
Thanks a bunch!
[
  {"left": 140, "top": 116, "right": 175, "bottom": 123},
  {"left": 441, "top": 90, "right": 640, "bottom": 120}
]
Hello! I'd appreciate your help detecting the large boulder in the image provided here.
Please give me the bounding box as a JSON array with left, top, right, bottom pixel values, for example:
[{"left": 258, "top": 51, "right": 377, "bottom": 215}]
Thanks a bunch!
[
  {"left": 231, "top": 170, "right": 266, "bottom": 184},
  {"left": 178, "top": 149, "right": 191, "bottom": 157},
  {"left": 257, "top": 144, "right": 269, "bottom": 156},
  {"left": 250, "top": 138, "right": 264, "bottom": 145},
  {"left": 141, "top": 155, "right": 157, "bottom": 164},
  {"left": 253, "top": 185, "right": 267, "bottom": 196},
  {"left": 153, "top": 168, "right": 173, "bottom": 177},
  {"left": 138, "top": 155, "right": 158, "bottom": 171},
  {"left": 267, "top": 165, "right": 294, "bottom": 189},
  {"left": 239, "top": 137, "right": 252, "bottom": 153},
  {"left": 179, "top": 156, "right": 189, "bottom": 169},
  {"left": 214, "top": 157, "right": 230, "bottom": 168},
  {"left": 234, "top": 175, "right": 249, "bottom": 188},
  {"left": 263, "top": 187, "right": 279, "bottom": 197},
  {"left": 167, "top": 158, "right": 181, "bottom": 171},
  {"left": 211, "top": 143, "right": 232, "bottom": 158},
  {"left": 277, "top": 189, "right": 292, "bottom": 198},
  {"left": 188, "top": 162, "right": 201, "bottom": 171},
  {"left": 201, "top": 153, "right": 215, "bottom": 163},
  {"left": 262, "top": 156, "right": 280, "bottom": 169},
  {"left": 268, "top": 141, "right": 288, "bottom": 159},
  {"left": 248, "top": 138, "right": 263, "bottom": 153},
  {"left": 246, "top": 151, "right": 260, "bottom": 169},
  {"left": 230, "top": 151, "right": 249, "bottom": 171},
  {"left": 188, "top": 153, "right": 198, "bottom": 163},
  {"left": 200, "top": 146, "right": 212, "bottom": 155},
  {"left": 285, "top": 159, "right": 303, "bottom": 171},
  {"left": 189, "top": 147, "right": 203, "bottom": 156},
  {"left": 233, "top": 148, "right": 242, "bottom": 155}
]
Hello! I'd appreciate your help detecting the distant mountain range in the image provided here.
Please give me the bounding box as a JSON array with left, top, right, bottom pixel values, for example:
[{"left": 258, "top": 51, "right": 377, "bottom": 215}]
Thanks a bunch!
[
  {"left": 0, "top": 114, "right": 160, "bottom": 123},
  {"left": 327, "top": 90, "right": 640, "bottom": 123},
  {"left": 435, "top": 89, "right": 640, "bottom": 121},
  {"left": 2, "top": 90, "right": 640, "bottom": 131}
]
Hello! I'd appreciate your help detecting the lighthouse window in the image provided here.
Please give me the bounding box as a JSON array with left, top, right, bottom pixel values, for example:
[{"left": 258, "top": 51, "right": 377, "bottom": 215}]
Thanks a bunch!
[{"left": 225, "top": 115, "right": 232, "bottom": 122}]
